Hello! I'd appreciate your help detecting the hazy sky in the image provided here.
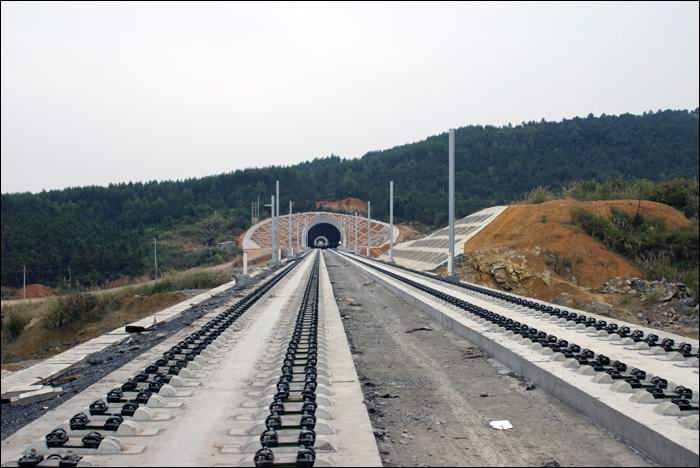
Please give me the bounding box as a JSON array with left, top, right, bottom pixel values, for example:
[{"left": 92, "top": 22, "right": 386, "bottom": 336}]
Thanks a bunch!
[{"left": 2, "top": 1, "right": 698, "bottom": 193}]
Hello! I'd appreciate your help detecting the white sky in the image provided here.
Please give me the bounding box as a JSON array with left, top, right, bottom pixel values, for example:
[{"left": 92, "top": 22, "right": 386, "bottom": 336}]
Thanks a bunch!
[{"left": 1, "top": 1, "right": 698, "bottom": 193}]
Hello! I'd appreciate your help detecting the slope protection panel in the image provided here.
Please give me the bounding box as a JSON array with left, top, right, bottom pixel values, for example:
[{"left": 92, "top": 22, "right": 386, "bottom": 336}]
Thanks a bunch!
[{"left": 381, "top": 206, "right": 506, "bottom": 271}]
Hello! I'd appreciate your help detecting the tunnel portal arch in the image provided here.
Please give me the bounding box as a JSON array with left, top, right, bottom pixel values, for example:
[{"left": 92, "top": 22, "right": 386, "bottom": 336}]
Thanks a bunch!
[{"left": 304, "top": 214, "right": 344, "bottom": 248}]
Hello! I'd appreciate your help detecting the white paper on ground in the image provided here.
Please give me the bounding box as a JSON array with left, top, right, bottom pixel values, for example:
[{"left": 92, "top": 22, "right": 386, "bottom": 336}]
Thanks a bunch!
[{"left": 489, "top": 420, "right": 513, "bottom": 430}]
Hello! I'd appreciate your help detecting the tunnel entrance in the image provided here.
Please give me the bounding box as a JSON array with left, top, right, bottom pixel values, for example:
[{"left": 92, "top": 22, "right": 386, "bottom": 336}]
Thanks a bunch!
[{"left": 307, "top": 222, "right": 341, "bottom": 248}]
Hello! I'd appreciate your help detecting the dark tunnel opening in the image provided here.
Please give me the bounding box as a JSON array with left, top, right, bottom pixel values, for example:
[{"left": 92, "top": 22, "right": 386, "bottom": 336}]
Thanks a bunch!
[{"left": 307, "top": 223, "right": 341, "bottom": 248}]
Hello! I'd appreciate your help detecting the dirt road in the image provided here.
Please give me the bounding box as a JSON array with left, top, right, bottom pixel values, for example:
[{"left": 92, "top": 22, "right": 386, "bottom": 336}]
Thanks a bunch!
[{"left": 323, "top": 251, "right": 652, "bottom": 467}]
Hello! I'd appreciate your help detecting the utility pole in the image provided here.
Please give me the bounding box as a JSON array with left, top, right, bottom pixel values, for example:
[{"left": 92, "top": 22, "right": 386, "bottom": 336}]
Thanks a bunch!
[
  {"left": 389, "top": 180, "right": 394, "bottom": 262},
  {"left": 296, "top": 215, "right": 301, "bottom": 253},
  {"left": 257, "top": 194, "right": 260, "bottom": 223},
  {"left": 304, "top": 217, "right": 308, "bottom": 249},
  {"left": 154, "top": 238, "right": 159, "bottom": 280},
  {"left": 23, "top": 265, "right": 26, "bottom": 299},
  {"left": 288, "top": 201, "right": 293, "bottom": 257},
  {"left": 354, "top": 211, "right": 358, "bottom": 254},
  {"left": 367, "top": 201, "right": 372, "bottom": 256},
  {"left": 448, "top": 128, "right": 456, "bottom": 276}
]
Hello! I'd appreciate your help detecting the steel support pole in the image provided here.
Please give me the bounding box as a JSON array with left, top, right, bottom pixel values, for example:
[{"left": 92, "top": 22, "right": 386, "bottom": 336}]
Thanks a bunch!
[
  {"left": 271, "top": 195, "right": 277, "bottom": 263},
  {"left": 354, "top": 211, "right": 358, "bottom": 253},
  {"left": 275, "top": 181, "right": 280, "bottom": 260},
  {"left": 288, "top": 201, "right": 293, "bottom": 257},
  {"left": 389, "top": 180, "right": 394, "bottom": 261},
  {"left": 367, "top": 201, "right": 371, "bottom": 256},
  {"left": 448, "top": 128, "right": 455, "bottom": 276}
]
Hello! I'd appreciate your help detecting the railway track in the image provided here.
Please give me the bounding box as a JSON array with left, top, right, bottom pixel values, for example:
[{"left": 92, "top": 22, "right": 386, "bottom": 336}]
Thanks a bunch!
[
  {"left": 253, "top": 254, "right": 321, "bottom": 467},
  {"left": 3, "top": 246, "right": 697, "bottom": 466},
  {"left": 1, "top": 252, "right": 379, "bottom": 467},
  {"left": 334, "top": 250, "right": 699, "bottom": 467}
]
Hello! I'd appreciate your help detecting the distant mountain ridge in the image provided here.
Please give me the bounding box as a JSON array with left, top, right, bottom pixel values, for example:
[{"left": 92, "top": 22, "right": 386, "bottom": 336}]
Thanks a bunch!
[{"left": 2, "top": 109, "right": 698, "bottom": 287}]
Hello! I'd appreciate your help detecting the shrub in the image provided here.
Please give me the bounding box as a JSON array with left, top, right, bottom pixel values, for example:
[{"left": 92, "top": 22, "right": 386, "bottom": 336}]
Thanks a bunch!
[
  {"left": 45, "top": 291, "right": 99, "bottom": 329},
  {"left": 545, "top": 251, "right": 573, "bottom": 275},
  {"left": 2, "top": 309, "right": 30, "bottom": 340},
  {"left": 519, "top": 186, "right": 557, "bottom": 204},
  {"left": 97, "top": 293, "right": 122, "bottom": 312}
]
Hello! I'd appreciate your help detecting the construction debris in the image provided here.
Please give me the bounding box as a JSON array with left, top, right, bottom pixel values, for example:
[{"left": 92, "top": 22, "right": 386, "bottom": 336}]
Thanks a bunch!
[
  {"left": 10, "top": 386, "right": 63, "bottom": 407},
  {"left": 489, "top": 420, "right": 513, "bottom": 430},
  {"left": 405, "top": 327, "right": 433, "bottom": 334}
]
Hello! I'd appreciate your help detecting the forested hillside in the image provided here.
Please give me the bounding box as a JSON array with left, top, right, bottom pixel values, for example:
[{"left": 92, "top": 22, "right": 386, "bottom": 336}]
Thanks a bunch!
[{"left": 2, "top": 109, "right": 698, "bottom": 288}]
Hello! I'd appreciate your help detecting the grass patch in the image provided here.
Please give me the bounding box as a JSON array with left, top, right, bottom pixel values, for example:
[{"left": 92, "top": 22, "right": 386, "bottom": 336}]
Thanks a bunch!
[
  {"left": 7, "top": 268, "right": 230, "bottom": 334},
  {"left": 125, "top": 269, "right": 230, "bottom": 297},
  {"left": 516, "top": 177, "right": 699, "bottom": 219}
]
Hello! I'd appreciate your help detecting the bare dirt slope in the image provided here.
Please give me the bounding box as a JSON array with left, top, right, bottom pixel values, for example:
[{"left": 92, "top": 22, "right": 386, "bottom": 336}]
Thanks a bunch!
[
  {"left": 459, "top": 199, "right": 697, "bottom": 338},
  {"left": 324, "top": 252, "right": 650, "bottom": 467},
  {"left": 1, "top": 284, "right": 55, "bottom": 300},
  {"left": 315, "top": 197, "right": 367, "bottom": 214},
  {"left": 464, "top": 200, "right": 688, "bottom": 288}
]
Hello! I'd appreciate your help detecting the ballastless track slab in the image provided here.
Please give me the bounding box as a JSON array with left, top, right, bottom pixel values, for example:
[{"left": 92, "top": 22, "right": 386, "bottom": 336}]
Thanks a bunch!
[{"left": 0, "top": 251, "right": 380, "bottom": 467}]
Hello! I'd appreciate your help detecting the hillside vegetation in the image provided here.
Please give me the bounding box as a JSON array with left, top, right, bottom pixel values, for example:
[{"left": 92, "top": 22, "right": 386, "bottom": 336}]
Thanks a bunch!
[
  {"left": 571, "top": 207, "right": 698, "bottom": 298},
  {"left": 2, "top": 109, "right": 698, "bottom": 288}
]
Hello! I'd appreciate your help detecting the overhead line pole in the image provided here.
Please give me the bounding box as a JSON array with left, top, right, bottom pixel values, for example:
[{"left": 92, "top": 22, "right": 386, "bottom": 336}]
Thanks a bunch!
[
  {"left": 367, "top": 201, "right": 371, "bottom": 257},
  {"left": 275, "top": 181, "right": 280, "bottom": 263},
  {"left": 354, "top": 211, "right": 358, "bottom": 254},
  {"left": 389, "top": 180, "right": 394, "bottom": 262},
  {"left": 288, "top": 200, "right": 293, "bottom": 257},
  {"left": 448, "top": 128, "right": 456, "bottom": 276},
  {"left": 154, "top": 238, "right": 159, "bottom": 280},
  {"left": 340, "top": 217, "right": 345, "bottom": 247},
  {"left": 269, "top": 195, "right": 277, "bottom": 264}
]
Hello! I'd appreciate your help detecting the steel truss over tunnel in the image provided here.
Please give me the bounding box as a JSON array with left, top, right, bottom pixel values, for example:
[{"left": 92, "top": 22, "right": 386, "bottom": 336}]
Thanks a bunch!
[{"left": 241, "top": 210, "right": 400, "bottom": 257}]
